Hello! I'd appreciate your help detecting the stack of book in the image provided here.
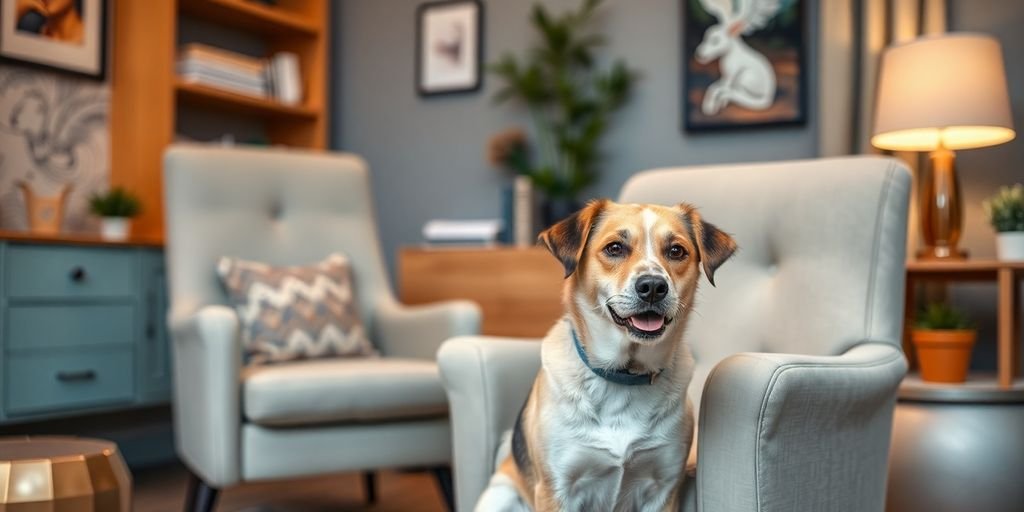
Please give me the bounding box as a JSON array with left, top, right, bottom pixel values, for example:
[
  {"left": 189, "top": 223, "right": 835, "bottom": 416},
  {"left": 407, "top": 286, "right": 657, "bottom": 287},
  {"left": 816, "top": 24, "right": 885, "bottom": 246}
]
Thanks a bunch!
[
  {"left": 177, "top": 44, "right": 268, "bottom": 98},
  {"left": 422, "top": 219, "right": 504, "bottom": 246},
  {"left": 177, "top": 44, "right": 303, "bottom": 105}
]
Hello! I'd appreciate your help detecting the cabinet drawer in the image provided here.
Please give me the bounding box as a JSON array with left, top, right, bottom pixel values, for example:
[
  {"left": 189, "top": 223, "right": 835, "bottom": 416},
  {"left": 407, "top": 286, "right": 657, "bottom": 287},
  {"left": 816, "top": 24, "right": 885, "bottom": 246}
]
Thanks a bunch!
[
  {"left": 5, "top": 349, "right": 134, "bottom": 415},
  {"left": 7, "top": 304, "right": 135, "bottom": 351},
  {"left": 6, "top": 245, "right": 136, "bottom": 299}
]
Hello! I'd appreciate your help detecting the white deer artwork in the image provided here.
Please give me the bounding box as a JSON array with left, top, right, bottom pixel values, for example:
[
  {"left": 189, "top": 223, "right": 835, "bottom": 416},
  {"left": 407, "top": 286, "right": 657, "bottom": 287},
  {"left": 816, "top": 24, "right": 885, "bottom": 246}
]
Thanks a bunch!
[{"left": 695, "top": 0, "right": 782, "bottom": 116}]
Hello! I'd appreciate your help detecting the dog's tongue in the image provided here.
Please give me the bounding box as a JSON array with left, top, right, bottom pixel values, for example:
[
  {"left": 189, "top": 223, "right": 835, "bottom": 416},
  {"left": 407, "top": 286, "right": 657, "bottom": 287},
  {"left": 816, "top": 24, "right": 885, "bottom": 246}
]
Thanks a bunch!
[{"left": 629, "top": 312, "right": 665, "bottom": 332}]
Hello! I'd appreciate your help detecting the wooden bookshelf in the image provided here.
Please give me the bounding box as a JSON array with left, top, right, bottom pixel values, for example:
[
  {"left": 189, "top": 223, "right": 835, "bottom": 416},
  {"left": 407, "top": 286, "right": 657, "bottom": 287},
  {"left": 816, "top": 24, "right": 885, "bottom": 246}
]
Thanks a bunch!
[{"left": 110, "top": 0, "right": 329, "bottom": 241}]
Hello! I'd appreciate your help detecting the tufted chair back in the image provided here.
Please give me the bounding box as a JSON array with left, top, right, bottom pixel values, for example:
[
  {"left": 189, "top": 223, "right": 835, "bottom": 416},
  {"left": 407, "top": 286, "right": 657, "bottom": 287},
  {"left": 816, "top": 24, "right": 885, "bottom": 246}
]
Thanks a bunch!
[
  {"left": 163, "top": 145, "right": 394, "bottom": 332},
  {"left": 619, "top": 156, "right": 910, "bottom": 403}
]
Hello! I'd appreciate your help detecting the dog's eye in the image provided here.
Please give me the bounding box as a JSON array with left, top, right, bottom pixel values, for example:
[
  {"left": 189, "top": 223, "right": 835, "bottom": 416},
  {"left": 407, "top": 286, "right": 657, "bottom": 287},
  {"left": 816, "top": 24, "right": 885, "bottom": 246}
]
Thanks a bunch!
[
  {"left": 604, "top": 242, "right": 626, "bottom": 258},
  {"left": 668, "top": 244, "right": 688, "bottom": 260}
]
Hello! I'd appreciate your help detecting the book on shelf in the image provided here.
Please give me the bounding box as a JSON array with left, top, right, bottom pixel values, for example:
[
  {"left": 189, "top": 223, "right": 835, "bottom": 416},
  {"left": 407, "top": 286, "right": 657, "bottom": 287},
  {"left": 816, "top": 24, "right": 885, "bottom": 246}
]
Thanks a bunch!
[
  {"left": 177, "top": 61, "right": 265, "bottom": 87},
  {"left": 177, "top": 43, "right": 269, "bottom": 98},
  {"left": 178, "top": 71, "right": 267, "bottom": 98},
  {"left": 179, "top": 43, "right": 264, "bottom": 73},
  {"left": 176, "top": 44, "right": 304, "bottom": 106},
  {"left": 267, "top": 52, "right": 302, "bottom": 105}
]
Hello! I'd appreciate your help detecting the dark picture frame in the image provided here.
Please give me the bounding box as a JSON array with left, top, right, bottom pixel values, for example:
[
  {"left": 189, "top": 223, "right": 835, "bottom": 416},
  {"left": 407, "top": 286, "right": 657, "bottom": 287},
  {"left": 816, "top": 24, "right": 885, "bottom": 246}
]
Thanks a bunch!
[
  {"left": 682, "top": 0, "right": 806, "bottom": 131},
  {"left": 416, "top": 0, "right": 483, "bottom": 97}
]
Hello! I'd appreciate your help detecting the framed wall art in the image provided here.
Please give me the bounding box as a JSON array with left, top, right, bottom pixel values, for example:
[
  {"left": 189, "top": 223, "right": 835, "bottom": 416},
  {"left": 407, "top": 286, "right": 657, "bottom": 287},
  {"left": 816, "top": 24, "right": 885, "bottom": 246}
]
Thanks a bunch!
[
  {"left": 417, "top": 0, "right": 483, "bottom": 96},
  {"left": 683, "top": 0, "right": 806, "bottom": 131},
  {"left": 0, "top": 0, "right": 107, "bottom": 80}
]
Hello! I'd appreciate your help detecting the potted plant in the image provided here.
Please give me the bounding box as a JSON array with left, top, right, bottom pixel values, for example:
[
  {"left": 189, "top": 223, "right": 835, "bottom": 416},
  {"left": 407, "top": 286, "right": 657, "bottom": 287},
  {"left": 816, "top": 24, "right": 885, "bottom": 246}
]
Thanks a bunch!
[
  {"left": 488, "top": 0, "right": 636, "bottom": 226},
  {"left": 983, "top": 183, "right": 1024, "bottom": 260},
  {"left": 89, "top": 187, "right": 141, "bottom": 241},
  {"left": 912, "top": 303, "right": 976, "bottom": 384}
]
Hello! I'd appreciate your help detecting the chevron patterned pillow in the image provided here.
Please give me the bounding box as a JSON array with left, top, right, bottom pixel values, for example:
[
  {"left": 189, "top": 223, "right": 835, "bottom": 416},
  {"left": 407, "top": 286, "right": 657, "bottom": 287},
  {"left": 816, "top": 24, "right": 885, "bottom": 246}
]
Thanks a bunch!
[{"left": 216, "top": 253, "right": 378, "bottom": 364}]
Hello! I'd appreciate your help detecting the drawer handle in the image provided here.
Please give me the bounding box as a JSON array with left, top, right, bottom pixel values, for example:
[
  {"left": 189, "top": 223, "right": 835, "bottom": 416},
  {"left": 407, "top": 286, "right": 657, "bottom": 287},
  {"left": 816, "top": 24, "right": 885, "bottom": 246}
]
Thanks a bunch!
[
  {"left": 56, "top": 370, "right": 96, "bottom": 382},
  {"left": 69, "top": 266, "right": 87, "bottom": 282}
]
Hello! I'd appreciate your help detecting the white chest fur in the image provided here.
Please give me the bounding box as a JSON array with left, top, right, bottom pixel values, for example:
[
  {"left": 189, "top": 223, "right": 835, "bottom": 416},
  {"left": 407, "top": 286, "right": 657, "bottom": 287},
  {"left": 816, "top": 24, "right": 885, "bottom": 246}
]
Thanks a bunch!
[{"left": 540, "top": 369, "right": 691, "bottom": 512}]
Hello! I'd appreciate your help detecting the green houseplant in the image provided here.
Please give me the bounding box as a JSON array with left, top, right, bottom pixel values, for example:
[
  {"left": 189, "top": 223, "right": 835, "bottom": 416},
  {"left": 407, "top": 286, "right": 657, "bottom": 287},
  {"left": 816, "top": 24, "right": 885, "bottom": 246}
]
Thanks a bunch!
[
  {"left": 912, "top": 303, "right": 976, "bottom": 384},
  {"left": 89, "top": 187, "right": 141, "bottom": 241},
  {"left": 489, "top": 0, "right": 636, "bottom": 225},
  {"left": 982, "top": 183, "right": 1024, "bottom": 260}
]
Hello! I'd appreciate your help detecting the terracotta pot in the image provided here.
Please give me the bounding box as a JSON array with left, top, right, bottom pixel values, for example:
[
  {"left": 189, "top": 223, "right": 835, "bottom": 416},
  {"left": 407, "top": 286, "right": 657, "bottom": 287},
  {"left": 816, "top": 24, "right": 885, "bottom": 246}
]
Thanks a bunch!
[{"left": 912, "top": 329, "right": 976, "bottom": 383}]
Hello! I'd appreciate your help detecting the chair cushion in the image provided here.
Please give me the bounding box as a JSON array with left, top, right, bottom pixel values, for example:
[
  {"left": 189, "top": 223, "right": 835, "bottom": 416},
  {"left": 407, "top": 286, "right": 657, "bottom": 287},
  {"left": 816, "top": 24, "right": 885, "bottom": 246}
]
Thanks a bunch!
[
  {"left": 217, "top": 253, "right": 377, "bottom": 364},
  {"left": 242, "top": 358, "right": 449, "bottom": 427}
]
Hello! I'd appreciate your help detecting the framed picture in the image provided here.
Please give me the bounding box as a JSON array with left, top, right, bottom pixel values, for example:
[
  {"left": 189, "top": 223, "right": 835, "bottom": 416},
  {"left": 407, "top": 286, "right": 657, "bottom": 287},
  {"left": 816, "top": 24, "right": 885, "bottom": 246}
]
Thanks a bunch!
[
  {"left": 416, "top": 0, "right": 482, "bottom": 96},
  {"left": 0, "top": 0, "right": 107, "bottom": 80},
  {"left": 682, "top": 0, "right": 806, "bottom": 131}
]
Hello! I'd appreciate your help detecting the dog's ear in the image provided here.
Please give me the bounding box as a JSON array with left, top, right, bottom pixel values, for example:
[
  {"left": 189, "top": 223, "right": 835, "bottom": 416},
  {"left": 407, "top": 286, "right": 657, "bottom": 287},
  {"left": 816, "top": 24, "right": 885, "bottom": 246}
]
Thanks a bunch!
[
  {"left": 538, "top": 199, "right": 609, "bottom": 278},
  {"left": 679, "top": 204, "right": 737, "bottom": 287}
]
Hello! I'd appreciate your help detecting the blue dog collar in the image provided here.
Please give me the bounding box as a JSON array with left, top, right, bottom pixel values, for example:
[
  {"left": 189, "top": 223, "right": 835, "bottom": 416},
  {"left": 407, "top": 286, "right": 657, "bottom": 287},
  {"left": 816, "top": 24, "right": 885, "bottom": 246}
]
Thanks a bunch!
[{"left": 569, "top": 323, "right": 662, "bottom": 386}]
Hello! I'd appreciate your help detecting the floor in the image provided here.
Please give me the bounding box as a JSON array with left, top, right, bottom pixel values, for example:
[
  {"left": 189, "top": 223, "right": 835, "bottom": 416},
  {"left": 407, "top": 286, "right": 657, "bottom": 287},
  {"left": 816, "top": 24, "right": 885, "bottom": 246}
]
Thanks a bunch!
[{"left": 134, "top": 463, "right": 448, "bottom": 512}]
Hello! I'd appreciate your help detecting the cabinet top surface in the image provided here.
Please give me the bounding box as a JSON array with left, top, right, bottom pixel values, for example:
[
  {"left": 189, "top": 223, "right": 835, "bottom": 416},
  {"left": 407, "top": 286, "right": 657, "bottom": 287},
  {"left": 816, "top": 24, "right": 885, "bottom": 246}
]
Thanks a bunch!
[
  {"left": 0, "top": 436, "right": 118, "bottom": 461},
  {"left": 0, "top": 230, "right": 163, "bottom": 248}
]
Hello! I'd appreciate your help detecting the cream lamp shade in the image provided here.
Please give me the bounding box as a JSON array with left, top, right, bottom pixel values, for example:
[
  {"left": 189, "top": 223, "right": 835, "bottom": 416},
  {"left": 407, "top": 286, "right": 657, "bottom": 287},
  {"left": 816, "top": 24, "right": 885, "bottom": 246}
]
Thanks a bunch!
[{"left": 872, "top": 33, "right": 1015, "bottom": 151}]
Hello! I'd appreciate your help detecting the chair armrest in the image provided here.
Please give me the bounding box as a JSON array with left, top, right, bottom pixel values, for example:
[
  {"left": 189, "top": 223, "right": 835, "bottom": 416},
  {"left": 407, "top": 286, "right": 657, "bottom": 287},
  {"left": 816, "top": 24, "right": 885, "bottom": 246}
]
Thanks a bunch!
[
  {"left": 696, "top": 343, "right": 907, "bottom": 512},
  {"left": 168, "top": 305, "right": 243, "bottom": 488},
  {"left": 374, "top": 299, "right": 481, "bottom": 360},
  {"left": 437, "top": 336, "right": 542, "bottom": 511}
]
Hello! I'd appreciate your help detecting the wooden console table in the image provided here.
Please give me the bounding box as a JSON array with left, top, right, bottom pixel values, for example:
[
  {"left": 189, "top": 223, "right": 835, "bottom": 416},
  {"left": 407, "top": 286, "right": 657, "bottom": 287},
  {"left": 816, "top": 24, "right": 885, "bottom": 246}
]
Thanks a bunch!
[
  {"left": 904, "top": 260, "right": 1024, "bottom": 388},
  {"left": 398, "top": 246, "right": 564, "bottom": 337}
]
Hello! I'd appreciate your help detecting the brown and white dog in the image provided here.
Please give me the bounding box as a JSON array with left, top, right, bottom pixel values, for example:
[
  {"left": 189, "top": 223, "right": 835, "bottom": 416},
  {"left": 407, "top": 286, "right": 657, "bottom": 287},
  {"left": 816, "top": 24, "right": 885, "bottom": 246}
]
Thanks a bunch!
[{"left": 476, "top": 200, "right": 736, "bottom": 512}]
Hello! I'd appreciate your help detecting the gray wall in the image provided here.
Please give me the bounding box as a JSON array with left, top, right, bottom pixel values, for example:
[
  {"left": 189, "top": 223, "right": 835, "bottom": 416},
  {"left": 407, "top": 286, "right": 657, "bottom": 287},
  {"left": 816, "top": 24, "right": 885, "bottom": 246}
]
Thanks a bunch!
[
  {"left": 948, "top": 0, "right": 1024, "bottom": 370},
  {"left": 333, "top": 0, "right": 819, "bottom": 274},
  {"left": 332, "top": 0, "right": 1020, "bottom": 370}
]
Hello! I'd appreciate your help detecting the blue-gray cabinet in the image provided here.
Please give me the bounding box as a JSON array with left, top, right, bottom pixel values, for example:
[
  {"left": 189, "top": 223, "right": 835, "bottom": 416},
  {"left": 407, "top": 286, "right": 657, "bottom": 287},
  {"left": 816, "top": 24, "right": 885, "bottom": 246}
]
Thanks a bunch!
[{"left": 0, "top": 238, "right": 171, "bottom": 423}]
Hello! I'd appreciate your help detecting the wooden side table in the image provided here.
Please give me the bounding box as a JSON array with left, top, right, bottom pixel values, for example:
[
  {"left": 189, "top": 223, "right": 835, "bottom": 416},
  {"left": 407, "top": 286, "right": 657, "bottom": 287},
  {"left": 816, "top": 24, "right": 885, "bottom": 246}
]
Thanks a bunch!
[
  {"left": 398, "top": 246, "right": 564, "bottom": 337},
  {"left": 0, "top": 436, "right": 131, "bottom": 511},
  {"left": 904, "top": 260, "right": 1024, "bottom": 388}
]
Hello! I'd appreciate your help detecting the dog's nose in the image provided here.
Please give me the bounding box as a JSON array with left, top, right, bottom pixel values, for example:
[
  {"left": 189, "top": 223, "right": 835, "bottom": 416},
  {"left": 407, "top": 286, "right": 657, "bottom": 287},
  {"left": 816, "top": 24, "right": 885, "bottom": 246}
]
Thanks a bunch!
[{"left": 635, "top": 275, "right": 669, "bottom": 303}]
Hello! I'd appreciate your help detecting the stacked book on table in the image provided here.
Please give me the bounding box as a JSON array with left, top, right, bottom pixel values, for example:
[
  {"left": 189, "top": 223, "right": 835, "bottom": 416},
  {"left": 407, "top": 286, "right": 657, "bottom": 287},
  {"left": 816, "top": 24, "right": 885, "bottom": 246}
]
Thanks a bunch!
[
  {"left": 176, "top": 43, "right": 302, "bottom": 105},
  {"left": 422, "top": 219, "right": 504, "bottom": 246}
]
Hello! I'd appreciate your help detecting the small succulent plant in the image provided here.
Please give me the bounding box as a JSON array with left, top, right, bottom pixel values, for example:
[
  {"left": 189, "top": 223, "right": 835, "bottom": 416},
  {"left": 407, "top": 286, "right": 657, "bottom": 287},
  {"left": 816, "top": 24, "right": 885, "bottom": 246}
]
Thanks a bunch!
[
  {"left": 983, "top": 184, "right": 1024, "bottom": 233},
  {"left": 89, "top": 187, "right": 141, "bottom": 218},
  {"left": 915, "top": 303, "right": 972, "bottom": 330}
]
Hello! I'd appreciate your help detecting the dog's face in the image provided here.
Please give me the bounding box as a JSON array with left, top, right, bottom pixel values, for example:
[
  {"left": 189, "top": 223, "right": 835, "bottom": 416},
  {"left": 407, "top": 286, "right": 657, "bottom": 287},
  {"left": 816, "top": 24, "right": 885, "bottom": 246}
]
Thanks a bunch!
[{"left": 540, "top": 200, "right": 736, "bottom": 345}]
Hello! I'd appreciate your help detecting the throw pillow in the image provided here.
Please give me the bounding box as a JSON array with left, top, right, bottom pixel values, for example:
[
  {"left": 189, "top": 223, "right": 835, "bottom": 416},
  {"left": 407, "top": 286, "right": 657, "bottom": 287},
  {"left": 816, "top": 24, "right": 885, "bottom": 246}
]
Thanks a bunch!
[{"left": 216, "top": 253, "right": 377, "bottom": 364}]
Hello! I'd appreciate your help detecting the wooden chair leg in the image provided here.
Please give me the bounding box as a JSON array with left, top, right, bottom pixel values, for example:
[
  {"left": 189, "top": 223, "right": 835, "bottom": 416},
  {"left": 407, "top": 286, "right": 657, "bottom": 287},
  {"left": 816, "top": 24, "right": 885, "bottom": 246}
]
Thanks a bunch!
[
  {"left": 184, "top": 471, "right": 219, "bottom": 512},
  {"left": 431, "top": 466, "right": 455, "bottom": 512},
  {"left": 362, "top": 471, "right": 377, "bottom": 504}
]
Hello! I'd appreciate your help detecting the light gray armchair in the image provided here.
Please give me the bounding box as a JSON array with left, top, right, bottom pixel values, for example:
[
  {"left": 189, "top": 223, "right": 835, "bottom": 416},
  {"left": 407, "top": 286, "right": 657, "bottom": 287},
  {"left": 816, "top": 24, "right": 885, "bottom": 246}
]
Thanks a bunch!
[
  {"left": 439, "top": 156, "right": 911, "bottom": 511},
  {"left": 163, "top": 145, "right": 480, "bottom": 512}
]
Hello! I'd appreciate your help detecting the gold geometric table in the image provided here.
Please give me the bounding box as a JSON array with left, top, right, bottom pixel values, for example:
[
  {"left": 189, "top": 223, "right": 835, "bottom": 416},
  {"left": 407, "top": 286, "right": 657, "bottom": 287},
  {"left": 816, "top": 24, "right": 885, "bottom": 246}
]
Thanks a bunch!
[{"left": 0, "top": 437, "right": 131, "bottom": 511}]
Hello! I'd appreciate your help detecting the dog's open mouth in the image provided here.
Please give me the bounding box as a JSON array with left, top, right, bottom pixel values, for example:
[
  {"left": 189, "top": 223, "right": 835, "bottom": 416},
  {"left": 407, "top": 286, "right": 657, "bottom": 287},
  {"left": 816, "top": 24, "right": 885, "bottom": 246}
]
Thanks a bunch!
[{"left": 608, "top": 306, "right": 673, "bottom": 339}]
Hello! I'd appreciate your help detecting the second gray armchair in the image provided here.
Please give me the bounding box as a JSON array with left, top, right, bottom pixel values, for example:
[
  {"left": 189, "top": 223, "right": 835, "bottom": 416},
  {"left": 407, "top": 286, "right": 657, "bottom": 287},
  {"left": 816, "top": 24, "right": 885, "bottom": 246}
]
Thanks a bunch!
[{"left": 163, "top": 145, "right": 480, "bottom": 512}]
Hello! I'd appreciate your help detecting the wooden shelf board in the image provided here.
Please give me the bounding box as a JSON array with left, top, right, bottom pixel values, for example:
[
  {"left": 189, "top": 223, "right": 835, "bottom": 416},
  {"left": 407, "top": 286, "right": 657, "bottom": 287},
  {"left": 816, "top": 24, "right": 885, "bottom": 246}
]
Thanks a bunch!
[
  {"left": 907, "top": 259, "right": 1024, "bottom": 273},
  {"left": 178, "top": 0, "right": 319, "bottom": 37},
  {"left": 175, "top": 80, "right": 318, "bottom": 121}
]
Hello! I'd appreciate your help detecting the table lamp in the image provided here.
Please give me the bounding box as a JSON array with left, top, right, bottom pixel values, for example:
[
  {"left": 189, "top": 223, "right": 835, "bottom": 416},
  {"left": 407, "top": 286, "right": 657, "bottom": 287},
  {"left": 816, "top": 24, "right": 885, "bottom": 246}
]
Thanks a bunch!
[{"left": 872, "top": 33, "right": 1015, "bottom": 259}]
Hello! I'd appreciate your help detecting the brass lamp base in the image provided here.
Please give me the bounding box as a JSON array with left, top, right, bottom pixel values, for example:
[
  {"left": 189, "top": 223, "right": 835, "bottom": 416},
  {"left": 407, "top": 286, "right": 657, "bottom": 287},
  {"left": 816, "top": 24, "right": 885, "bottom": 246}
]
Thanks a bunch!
[
  {"left": 917, "top": 148, "right": 967, "bottom": 260},
  {"left": 916, "top": 246, "right": 968, "bottom": 260}
]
